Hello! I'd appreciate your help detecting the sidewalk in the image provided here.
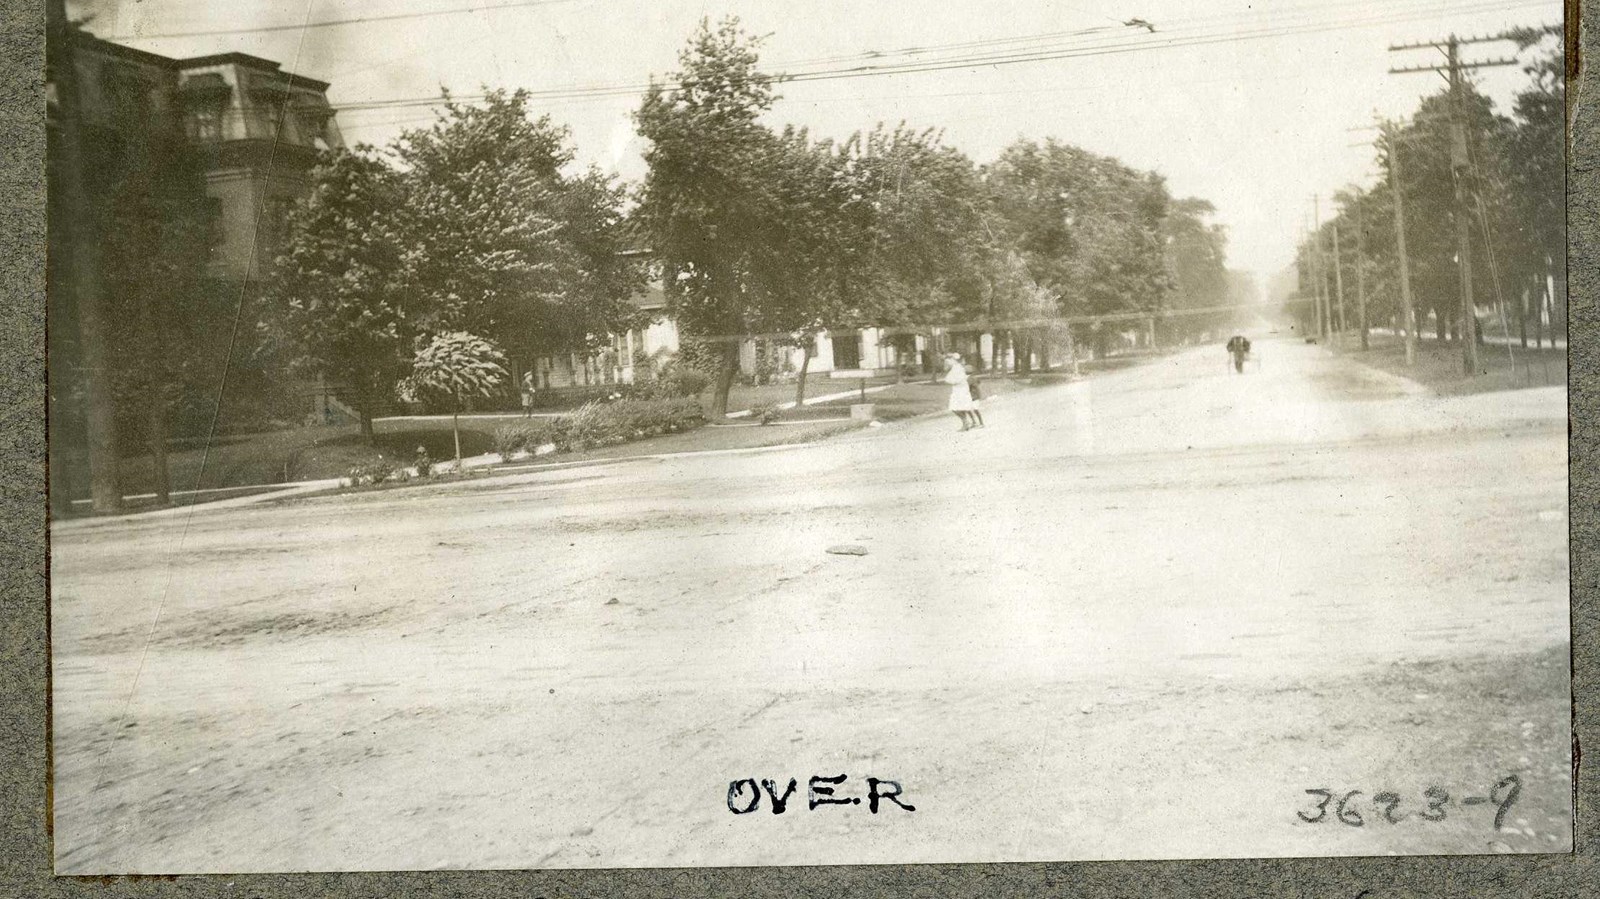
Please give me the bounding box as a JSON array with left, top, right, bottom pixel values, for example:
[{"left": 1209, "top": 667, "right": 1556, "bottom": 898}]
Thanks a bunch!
[
  {"left": 50, "top": 370, "right": 1047, "bottom": 526},
  {"left": 49, "top": 393, "right": 882, "bottom": 527}
]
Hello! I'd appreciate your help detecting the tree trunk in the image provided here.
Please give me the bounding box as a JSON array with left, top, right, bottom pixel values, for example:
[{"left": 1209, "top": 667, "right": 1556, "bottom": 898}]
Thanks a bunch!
[
  {"left": 451, "top": 387, "right": 463, "bottom": 470},
  {"left": 710, "top": 339, "right": 741, "bottom": 418},
  {"left": 1519, "top": 285, "right": 1529, "bottom": 348},
  {"left": 1435, "top": 311, "right": 1447, "bottom": 342},
  {"left": 1535, "top": 287, "right": 1546, "bottom": 349},
  {"left": 357, "top": 375, "right": 377, "bottom": 443},
  {"left": 50, "top": 1, "right": 122, "bottom": 513},
  {"left": 1039, "top": 335, "right": 1052, "bottom": 371},
  {"left": 147, "top": 396, "right": 170, "bottom": 506},
  {"left": 794, "top": 342, "right": 813, "bottom": 407}
]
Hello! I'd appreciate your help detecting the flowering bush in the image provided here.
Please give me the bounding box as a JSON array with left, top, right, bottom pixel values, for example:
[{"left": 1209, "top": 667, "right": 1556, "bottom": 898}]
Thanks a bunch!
[
  {"left": 346, "top": 459, "right": 399, "bottom": 487},
  {"left": 493, "top": 398, "right": 705, "bottom": 460}
]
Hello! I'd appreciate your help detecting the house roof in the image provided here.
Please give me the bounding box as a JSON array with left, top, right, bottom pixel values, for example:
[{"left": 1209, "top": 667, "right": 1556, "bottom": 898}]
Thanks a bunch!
[
  {"left": 68, "top": 34, "right": 333, "bottom": 91},
  {"left": 180, "top": 53, "right": 332, "bottom": 91},
  {"left": 178, "top": 72, "right": 230, "bottom": 95},
  {"left": 71, "top": 31, "right": 180, "bottom": 69}
]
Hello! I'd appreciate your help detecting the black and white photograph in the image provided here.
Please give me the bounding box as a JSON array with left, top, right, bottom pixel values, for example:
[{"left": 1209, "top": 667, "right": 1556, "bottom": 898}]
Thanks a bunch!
[{"left": 46, "top": 0, "right": 1572, "bottom": 874}]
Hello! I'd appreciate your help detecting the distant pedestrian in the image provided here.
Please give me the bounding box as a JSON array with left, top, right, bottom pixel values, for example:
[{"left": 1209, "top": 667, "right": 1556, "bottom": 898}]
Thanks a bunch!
[
  {"left": 944, "top": 353, "right": 978, "bottom": 431},
  {"left": 520, "top": 371, "right": 537, "bottom": 416},
  {"left": 1226, "top": 335, "right": 1251, "bottom": 374},
  {"left": 964, "top": 355, "right": 986, "bottom": 429}
]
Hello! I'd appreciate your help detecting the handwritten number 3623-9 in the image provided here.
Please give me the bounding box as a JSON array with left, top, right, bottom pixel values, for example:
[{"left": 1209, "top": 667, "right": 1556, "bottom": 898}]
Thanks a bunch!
[{"left": 1297, "top": 775, "right": 1522, "bottom": 829}]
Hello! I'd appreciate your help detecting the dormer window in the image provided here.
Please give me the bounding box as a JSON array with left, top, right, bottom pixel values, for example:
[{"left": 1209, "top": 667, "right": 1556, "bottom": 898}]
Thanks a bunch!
[
  {"left": 180, "top": 73, "right": 231, "bottom": 143},
  {"left": 295, "top": 104, "right": 334, "bottom": 150}
]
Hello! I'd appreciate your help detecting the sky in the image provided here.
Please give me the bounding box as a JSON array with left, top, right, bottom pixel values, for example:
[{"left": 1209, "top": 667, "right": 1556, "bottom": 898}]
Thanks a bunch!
[{"left": 77, "top": 0, "right": 1566, "bottom": 283}]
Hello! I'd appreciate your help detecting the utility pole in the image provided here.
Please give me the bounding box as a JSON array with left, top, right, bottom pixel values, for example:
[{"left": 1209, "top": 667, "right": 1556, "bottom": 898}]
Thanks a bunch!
[
  {"left": 1389, "top": 31, "right": 1525, "bottom": 376},
  {"left": 1381, "top": 121, "right": 1418, "bottom": 366},
  {"left": 1331, "top": 214, "right": 1347, "bottom": 340},
  {"left": 1354, "top": 190, "right": 1369, "bottom": 351},
  {"left": 1312, "top": 194, "right": 1330, "bottom": 343},
  {"left": 48, "top": 0, "right": 123, "bottom": 513}
]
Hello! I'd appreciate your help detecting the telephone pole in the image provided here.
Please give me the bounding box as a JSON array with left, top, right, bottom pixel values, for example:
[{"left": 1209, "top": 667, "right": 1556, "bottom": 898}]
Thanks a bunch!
[
  {"left": 1389, "top": 30, "right": 1525, "bottom": 375},
  {"left": 1331, "top": 214, "right": 1347, "bottom": 340},
  {"left": 48, "top": 0, "right": 123, "bottom": 513},
  {"left": 1354, "top": 190, "right": 1369, "bottom": 351},
  {"left": 1380, "top": 121, "right": 1418, "bottom": 366},
  {"left": 1312, "top": 195, "right": 1331, "bottom": 343}
]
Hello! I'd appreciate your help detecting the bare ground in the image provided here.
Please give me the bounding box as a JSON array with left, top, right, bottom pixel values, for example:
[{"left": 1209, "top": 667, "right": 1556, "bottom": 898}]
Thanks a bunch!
[{"left": 50, "top": 337, "right": 1571, "bottom": 872}]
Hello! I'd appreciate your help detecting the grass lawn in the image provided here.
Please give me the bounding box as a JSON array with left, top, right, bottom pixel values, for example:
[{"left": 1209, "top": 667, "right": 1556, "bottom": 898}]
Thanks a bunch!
[
  {"left": 1334, "top": 332, "right": 1566, "bottom": 396},
  {"left": 116, "top": 419, "right": 504, "bottom": 496},
  {"left": 107, "top": 361, "right": 1118, "bottom": 508},
  {"left": 720, "top": 372, "right": 905, "bottom": 414}
]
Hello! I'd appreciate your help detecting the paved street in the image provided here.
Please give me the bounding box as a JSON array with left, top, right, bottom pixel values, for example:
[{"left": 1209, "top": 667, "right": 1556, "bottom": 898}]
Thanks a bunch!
[{"left": 50, "top": 338, "right": 1572, "bottom": 873}]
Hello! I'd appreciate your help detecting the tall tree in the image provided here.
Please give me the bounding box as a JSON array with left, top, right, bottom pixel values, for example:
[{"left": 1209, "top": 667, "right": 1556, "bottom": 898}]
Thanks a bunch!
[
  {"left": 393, "top": 90, "right": 644, "bottom": 359},
  {"left": 266, "top": 148, "right": 411, "bottom": 440},
  {"left": 1503, "top": 29, "right": 1565, "bottom": 342},
  {"left": 634, "top": 17, "right": 783, "bottom": 416},
  {"left": 1161, "top": 197, "right": 1231, "bottom": 341},
  {"left": 100, "top": 116, "right": 211, "bottom": 504},
  {"left": 986, "top": 139, "right": 1174, "bottom": 358}
]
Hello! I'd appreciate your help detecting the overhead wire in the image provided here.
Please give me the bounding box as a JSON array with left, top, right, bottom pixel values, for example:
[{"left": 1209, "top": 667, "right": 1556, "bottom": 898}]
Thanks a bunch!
[
  {"left": 318, "top": 0, "right": 1480, "bottom": 87},
  {"left": 101, "top": 0, "right": 586, "bottom": 41},
  {"left": 322, "top": 0, "right": 1555, "bottom": 114}
]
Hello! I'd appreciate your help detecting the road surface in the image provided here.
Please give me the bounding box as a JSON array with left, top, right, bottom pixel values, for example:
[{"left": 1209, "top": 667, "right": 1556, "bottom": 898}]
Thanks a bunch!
[{"left": 51, "top": 337, "right": 1572, "bottom": 873}]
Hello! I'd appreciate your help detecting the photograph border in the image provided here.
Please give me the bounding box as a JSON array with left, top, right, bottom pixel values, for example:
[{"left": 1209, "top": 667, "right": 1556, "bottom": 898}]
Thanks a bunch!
[{"left": 3, "top": 0, "right": 1592, "bottom": 894}]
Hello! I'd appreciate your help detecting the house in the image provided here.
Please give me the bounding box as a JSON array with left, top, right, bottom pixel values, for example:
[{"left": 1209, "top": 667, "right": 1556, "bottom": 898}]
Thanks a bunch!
[
  {"left": 525, "top": 290, "right": 945, "bottom": 401},
  {"left": 47, "top": 30, "right": 344, "bottom": 503},
  {"left": 523, "top": 281, "right": 681, "bottom": 394},
  {"left": 173, "top": 52, "right": 343, "bottom": 284}
]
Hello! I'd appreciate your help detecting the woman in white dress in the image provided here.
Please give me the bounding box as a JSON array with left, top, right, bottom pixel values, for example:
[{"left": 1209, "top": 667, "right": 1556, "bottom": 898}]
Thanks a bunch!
[{"left": 944, "top": 353, "right": 978, "bottom": 430}]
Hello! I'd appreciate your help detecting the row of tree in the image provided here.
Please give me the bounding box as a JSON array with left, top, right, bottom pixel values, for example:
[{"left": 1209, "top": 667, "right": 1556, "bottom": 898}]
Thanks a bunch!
[
  {"left": 266, "top": 90, "right": 645, "bottom": 438},
  {"left": 59, "top": 13, "right": 1249, "bottom": 511},
  {"left": 267, "top": 18, "right": 1248, "bottom": 425},
  {"left": 633, "top": 20, "right": 1253, "bottom": 413},
  {"left": 1290, "top": 28, "right": 1565, "bottom": 352}
]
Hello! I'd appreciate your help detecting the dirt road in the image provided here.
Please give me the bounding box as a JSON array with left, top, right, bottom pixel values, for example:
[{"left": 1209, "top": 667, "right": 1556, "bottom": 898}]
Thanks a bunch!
[{"left": 50, "top": 338, "right": 1572, "bottom": 873}]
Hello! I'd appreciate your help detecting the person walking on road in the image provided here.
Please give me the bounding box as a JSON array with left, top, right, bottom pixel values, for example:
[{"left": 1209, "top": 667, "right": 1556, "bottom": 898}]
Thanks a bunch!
[
  {"left": 1226, "top": 335, "right": 1252, "bottom": 374},
  {"left": 944, "top": 352, "right": 979, "bottom": 431}
]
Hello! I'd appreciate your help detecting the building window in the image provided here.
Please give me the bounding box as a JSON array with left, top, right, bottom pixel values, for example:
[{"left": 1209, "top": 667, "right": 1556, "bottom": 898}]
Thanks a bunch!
[
  {"left": 188, "top": 104, "right": 223, "bottom": 142},
  {"left": 833, "top": 334, "right": 862, "bottom": 370},
  {"left": 296, "top": 107, "right": 332, "bottom": 149},
  {"left": 252, "top": 91, "right": 288, "bottom": 138}
]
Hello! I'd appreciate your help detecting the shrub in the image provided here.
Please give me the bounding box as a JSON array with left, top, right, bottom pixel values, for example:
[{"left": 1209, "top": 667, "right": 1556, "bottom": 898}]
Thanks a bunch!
[
  {"left": 670, "top": 368, "right": 711, "bottom": 397},
  {"left": 494, "top": 420, "right": 561, "bottom": 461},
  {"left": 494, "top": 399, "right": 706, "bottom": 458},
  {"left": 494, "top": 423, "right": 529, "bottom": 460},
  {"left": 638, "top": 365, "right": 710, "bottom": 399},
  {"left": 413, "top": 446, "right": 434, "bottom": 478},
  {"left": 346, "top": 459, "right": 397, "bottom": 487},
  {"left": 749, "top": 402, "right": 781, "bottom": 425}
]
